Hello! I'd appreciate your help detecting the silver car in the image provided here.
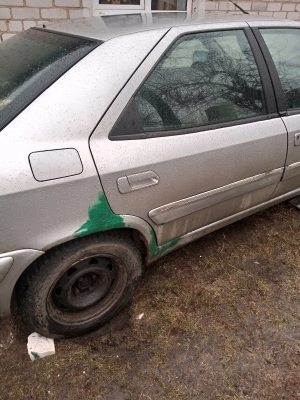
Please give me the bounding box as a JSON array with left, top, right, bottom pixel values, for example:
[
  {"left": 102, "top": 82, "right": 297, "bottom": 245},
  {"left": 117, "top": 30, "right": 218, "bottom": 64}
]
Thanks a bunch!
[{"left": 1, "top": 13, "right": 300, "bottom": 337}]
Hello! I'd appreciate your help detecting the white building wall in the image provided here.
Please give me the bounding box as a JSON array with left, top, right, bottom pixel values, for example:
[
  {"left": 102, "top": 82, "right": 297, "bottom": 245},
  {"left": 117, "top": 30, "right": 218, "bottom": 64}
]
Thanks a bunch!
[
  {"left": 204, "top": 0, "right": 300, "bottom": 20},
  {"left": 0, "top": 0, "right": 93, "bottom": 41},
  {"left": 0, "top": 0, "right": 300, "bottom": 41}
]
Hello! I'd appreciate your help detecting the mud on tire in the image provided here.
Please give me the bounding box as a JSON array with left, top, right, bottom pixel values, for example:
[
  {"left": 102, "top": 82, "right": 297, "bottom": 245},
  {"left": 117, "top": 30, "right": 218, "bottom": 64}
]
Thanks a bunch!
[{"left": 16, "top": 231, "right": 142, "bottom": 338}]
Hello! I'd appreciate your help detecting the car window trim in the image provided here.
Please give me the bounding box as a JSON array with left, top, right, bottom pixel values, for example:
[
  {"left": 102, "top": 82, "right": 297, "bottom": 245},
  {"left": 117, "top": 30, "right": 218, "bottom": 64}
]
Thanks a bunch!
[
  {"left": 250, "top": 26, "right": 288, "bottom": 116},
  {"left": 109, "top": 26, "right": 278, "bottom": 141},
  {"left": 243, "top": 27, "right": 277, "bottom": 115},
  {"left": 110, "top": 113, "right": 276, "bottom": 140},
  {"left": 32, "top": 27, "right": 102, "bottom": 44}
]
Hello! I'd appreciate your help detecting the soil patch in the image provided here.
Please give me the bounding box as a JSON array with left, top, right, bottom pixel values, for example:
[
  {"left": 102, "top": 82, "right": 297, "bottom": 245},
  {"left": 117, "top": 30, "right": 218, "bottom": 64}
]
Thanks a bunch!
[{"left": 1, "top": 203, "right": 300, "bottom": 399}]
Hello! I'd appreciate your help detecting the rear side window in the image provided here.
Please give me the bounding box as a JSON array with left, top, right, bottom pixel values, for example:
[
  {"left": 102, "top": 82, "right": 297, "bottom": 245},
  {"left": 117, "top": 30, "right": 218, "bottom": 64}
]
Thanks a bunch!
[
  {"left": 134, "top": 30, "right": 266, "bottom": 133},
  {"left": 0, "top": 29, "right": 100, "bottom": 131},
  {"left": 259, "top": 28, "right": 300, "bottom": 112}
]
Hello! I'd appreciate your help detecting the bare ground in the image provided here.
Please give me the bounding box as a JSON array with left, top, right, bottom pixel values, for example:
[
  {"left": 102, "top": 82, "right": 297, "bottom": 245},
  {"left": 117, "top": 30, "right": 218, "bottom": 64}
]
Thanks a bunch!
[{"left": 1, "top": 202, "right": 300, "bottom": 399}]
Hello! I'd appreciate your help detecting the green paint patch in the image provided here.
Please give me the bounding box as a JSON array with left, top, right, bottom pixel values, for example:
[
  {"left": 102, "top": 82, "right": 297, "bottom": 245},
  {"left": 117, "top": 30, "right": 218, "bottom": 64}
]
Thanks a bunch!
[
  {"left": 74, "top": 192, "right": 125, "bottom": 238},
  {"left": 74, "top": 191, "right": 181, "bottom": 260},
  {"left": 149, "top": 229, "right": 181, "bottom": 260},
  {"left": 31, "top": 352, "right": 40, "bottom": 360}
]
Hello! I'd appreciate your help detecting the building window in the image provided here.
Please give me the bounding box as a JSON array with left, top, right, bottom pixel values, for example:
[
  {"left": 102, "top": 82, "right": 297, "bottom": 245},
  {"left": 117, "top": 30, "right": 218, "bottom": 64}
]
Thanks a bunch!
[
  {"left": 96, "top": 0, "right": 145, "bottom": 10},
  {"left": 151, "top": 0, "right": 187, "bottom": 11},
  {"left": 93, "top": 0, "right": 190, "bottom": 14}
]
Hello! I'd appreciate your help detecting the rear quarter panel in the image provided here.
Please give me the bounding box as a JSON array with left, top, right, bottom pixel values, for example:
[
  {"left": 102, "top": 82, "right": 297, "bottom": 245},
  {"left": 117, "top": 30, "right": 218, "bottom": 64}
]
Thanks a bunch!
[{"left": 0, "top": 29, "right": 168, "bottom": 255}]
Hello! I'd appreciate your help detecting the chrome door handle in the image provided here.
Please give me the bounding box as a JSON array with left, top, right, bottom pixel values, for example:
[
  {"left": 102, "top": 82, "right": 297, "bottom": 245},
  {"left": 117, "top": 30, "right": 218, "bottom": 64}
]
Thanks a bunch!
[
  {"left": 295, "top": 133, "right": 300, "bottom": 146},
  {"left": 117, "top": 171, "right": 159, "bottom": 194}
]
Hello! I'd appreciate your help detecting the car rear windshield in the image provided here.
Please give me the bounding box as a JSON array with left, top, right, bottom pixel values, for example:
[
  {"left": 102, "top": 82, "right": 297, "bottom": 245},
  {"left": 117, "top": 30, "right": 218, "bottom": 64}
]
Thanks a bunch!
[{"left": 0, "top": 28, "right": 100, "bottom": 131}]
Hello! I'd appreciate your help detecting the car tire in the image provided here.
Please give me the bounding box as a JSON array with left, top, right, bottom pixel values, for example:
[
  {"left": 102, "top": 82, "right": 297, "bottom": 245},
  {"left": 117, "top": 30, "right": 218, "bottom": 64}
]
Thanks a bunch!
[{"left": 16, "top": 231, "right": 142, "bottom": 338}]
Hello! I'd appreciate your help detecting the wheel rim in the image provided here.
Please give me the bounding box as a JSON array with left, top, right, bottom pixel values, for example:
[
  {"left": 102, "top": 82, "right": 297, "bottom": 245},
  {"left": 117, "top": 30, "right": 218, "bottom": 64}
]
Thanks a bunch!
[
  {"left": 47, "top": 254, "right": 127, "bottom": 325},
  {"left": 52, "top": 256, "right": 116, "bottom": 312}
]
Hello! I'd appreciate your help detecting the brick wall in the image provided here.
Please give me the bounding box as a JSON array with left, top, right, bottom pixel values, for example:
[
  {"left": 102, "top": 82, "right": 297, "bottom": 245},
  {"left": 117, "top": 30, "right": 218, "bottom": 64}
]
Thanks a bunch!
[
  {"left": 1, "top": 0, "right": 300, "bottom": 42},
  {"left": 205, "top": 0, "right": 300, "bottom": 20},
  {"left": 0, "top": 0, "right": 92, "bottom": 41}
]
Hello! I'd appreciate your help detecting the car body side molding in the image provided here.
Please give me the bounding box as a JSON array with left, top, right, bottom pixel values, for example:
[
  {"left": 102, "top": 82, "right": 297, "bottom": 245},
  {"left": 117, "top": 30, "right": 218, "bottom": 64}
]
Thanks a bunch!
[{"left": 149, "top": 168, "right": 284, "bottom": 225}]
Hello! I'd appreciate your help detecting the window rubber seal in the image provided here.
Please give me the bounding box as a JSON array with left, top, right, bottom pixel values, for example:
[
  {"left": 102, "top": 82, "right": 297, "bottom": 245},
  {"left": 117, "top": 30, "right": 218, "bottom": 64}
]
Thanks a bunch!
[{"left": 250, "top": 26, "right": 287, "bottom": 116}]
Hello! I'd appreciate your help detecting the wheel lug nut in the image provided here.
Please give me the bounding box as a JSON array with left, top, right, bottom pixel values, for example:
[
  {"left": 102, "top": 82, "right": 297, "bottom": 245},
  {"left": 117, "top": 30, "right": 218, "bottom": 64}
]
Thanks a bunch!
[
  {"left": 88, "top": 287, "right": 94, "bottom": 293},
  {"left": 75, "top": 288, "right": 80, "bottom": 295},
  {"left": 91, "top": 273, "right": 97, "bottom": 280}
]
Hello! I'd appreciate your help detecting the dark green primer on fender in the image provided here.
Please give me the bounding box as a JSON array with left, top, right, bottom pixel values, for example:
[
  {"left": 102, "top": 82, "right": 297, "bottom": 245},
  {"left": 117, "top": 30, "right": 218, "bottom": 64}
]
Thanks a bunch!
[
  {"left": 148, "top": 229, "right": 181, "bottom": 259},
  {"left": 74, "top": 192, "right": 125, "bottom": 237},
  {"left": 74, "top": 191, "right": 181, "bottom": 260}
]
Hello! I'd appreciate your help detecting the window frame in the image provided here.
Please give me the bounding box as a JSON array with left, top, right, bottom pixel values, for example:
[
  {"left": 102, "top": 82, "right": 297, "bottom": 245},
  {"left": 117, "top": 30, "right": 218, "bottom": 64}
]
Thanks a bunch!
[
  {"left": 109, "top": 26, "right": 278, "bottom": 141},
  {"left": 93, "top": 0, "right": 192, "bottom": 14},
  {"left": 94, "top": 0, "right": 145, "bottom": 12},
  {"left": 252, "top": 26, "right": 300, "bottom": 117}
]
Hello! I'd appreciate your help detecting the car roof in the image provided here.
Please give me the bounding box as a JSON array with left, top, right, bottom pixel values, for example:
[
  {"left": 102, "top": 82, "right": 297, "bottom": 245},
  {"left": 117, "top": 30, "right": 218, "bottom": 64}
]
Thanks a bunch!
[{"left": 38, "top": 12, "right": 289, "bottom": 41}]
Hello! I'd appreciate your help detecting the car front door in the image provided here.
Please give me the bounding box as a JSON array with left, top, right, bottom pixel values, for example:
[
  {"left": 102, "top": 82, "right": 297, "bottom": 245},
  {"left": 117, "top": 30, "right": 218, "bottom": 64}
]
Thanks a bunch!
[{"left": 90, "top": 22, "right": 287, "bottom": 246}]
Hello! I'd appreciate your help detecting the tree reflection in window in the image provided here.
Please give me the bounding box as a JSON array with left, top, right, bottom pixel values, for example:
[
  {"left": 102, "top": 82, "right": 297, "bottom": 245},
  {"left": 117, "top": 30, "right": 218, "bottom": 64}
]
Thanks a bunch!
[
  {"left": 135, "top": 30, "right": 266, "bottom": 132},
  {"left": 260, "top": 28, "right": 300, "bottom": 111}
]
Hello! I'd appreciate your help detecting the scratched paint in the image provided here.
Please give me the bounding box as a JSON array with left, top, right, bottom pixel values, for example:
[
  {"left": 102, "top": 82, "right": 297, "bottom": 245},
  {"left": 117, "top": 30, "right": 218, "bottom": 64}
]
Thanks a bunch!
[{"left": 74, "top": 191, "right": 181, "bottom": 260}]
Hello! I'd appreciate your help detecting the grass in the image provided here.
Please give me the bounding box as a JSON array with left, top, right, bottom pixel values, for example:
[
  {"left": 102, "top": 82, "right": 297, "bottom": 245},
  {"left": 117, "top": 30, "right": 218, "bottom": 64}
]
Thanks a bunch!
[{"left": 1, "top": 203, "right": 300, "bottom": 399}]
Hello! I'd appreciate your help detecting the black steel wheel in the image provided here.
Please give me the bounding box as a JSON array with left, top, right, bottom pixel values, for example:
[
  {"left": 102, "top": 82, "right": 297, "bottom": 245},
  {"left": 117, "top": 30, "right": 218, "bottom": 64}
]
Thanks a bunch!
[{"left": 16, "top": 232, "right": 142, "bottom": 338}]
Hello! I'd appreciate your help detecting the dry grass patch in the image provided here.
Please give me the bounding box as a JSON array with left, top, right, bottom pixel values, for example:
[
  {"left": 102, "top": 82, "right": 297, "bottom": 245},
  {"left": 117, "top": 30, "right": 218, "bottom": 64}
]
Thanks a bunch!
[{"left": 1, "top": 203, "right": 300, "bottom": 399}]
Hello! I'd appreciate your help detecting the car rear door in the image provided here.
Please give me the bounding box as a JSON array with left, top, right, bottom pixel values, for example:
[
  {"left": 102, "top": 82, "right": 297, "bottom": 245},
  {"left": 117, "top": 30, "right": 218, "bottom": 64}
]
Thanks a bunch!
[
  {"left": 90, "top": 22, "right": 287, "bottom": 246},
  {"left": 250, "top": 21, "right": 300, "bottom": 199}
]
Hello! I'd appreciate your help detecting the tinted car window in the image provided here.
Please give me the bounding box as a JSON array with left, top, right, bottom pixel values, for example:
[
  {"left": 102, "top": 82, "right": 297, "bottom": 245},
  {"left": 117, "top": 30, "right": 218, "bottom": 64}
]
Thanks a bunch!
[
  {"left": 0, "top": 29, "right": 99, "bottom": 131},
  {"left": 134, "top": 30, "right": 266, "bottom": 132},
  {"left": 260, "top": 28, "right": 300, "bottom": 111}
]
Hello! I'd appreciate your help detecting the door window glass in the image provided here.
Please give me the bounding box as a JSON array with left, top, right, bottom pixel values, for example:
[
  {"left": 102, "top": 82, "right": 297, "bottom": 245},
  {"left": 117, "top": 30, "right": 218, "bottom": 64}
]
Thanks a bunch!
[
  {"left": 260, "top": 29, "right": 300, "bottom": 111},
  {"left": 135, "top": 30, "right": 266, "bottom": 132}
]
